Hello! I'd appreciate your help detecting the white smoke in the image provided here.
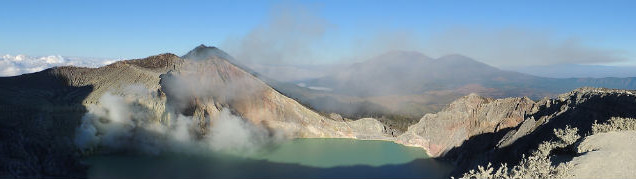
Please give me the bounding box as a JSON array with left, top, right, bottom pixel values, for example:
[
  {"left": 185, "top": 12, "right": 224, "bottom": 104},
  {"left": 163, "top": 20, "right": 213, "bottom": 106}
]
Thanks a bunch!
[
  {"left": 75, "top": 91, "right": 164, "bottom": 154},
  {"left": 74, "top": 82, "right": 280, "bottom": 156},
  {"left": 222, "top": 3, "right": 329, "bottom": 66},
  {"left": 172, "top": 115, "right": 194, "bottom": 144},
  {"left": 0, "top": 54, "right": 120, "bottom": 76},
  {"left": 207, "top": 109, "right": 271, "bottom": 153}
]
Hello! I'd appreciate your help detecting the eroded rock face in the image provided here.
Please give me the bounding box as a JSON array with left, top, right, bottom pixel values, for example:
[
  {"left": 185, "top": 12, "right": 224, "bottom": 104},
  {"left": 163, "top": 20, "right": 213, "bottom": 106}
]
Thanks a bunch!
[
  {"left": 395, "top": 87, "right": 636, "bottom": 177},
  {"left": 446, "top": 88, "right": 636, "bottom": 177},
  {"left": 490, "top": 88, "right": 636, "bottom": 153},
  {"left": 396, "top": 94, "right": 536, "bottom": 156}
]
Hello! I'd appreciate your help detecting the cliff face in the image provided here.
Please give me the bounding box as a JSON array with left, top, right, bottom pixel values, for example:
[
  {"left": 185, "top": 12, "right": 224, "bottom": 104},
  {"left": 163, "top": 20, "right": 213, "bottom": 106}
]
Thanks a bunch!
[
  {"left": 396, "top": 94, "right": 536, "bottom": 156},
  {"left": 396, "top": 87, "right": 636, "bottom": 176},
  {"left": 492, "top": 88, "right": 636, "bottom": 149}
]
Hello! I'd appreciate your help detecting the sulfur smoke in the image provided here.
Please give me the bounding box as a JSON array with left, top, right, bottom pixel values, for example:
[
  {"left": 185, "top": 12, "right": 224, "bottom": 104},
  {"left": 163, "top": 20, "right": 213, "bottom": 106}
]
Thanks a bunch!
[{"left": 74, "top": 68, "right": 282, "bottom": 155}]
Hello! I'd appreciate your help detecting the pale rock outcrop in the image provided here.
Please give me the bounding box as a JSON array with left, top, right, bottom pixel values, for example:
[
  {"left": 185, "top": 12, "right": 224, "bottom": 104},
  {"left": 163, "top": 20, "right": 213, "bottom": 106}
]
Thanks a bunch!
[
  {"left": 568, "top": 131, "right": 636, "bottom": 178},
  {"left": 391, "top": 86, "right": 636, "bottom": 177},
  {"left": 441, "top": 87, "right": 636, "bottom": 177},
  {"left": 396, "top": 93, "right": 535, "bottom": 156}
]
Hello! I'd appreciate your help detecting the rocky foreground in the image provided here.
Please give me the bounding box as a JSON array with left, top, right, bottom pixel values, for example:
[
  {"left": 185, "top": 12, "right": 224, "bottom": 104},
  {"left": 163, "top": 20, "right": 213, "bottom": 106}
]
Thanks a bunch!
[
  {"left": 568, "top": 130, "right": 636, "bottom": 178},
  {"left": 395, "top": 87, "right": 636, "bottom": 178},
  {"left": 396, "top": 94, "right": 535, "bottom": 156}
]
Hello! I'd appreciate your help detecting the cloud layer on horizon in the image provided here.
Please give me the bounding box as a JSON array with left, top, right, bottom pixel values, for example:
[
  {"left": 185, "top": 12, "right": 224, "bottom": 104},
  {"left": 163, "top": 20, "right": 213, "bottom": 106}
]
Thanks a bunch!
[
  {"left": 423, "top": 28, "right": 629, "bottom": 67},
  {"left": 0, "top": 54, "right": 120, "bottom": 76},
  {"left": 218, "top": 1, "right": 631, "bottom": 74}
]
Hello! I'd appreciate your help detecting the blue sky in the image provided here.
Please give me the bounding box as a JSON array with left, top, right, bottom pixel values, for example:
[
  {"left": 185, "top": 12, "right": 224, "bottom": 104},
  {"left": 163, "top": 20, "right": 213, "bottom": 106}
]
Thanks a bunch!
[{"left": 1, "top": 0, "right": 634, "bottom": 66}]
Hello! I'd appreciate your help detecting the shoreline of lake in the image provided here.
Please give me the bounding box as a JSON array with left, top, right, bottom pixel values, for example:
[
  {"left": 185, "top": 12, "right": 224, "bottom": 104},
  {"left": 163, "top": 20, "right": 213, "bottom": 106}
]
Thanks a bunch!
[{"left": 85, "top": 138, "right": 454, "bottom": 178}]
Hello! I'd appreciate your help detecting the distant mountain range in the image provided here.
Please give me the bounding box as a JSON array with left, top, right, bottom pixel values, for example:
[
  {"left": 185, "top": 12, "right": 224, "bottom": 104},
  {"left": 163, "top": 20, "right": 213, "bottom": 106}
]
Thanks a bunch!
[
  {"left": 279, "top": 51, "right": 636, "bottom": 123},
  {"left": 299, "top": 51, "right": 636, "bottom": 97}
]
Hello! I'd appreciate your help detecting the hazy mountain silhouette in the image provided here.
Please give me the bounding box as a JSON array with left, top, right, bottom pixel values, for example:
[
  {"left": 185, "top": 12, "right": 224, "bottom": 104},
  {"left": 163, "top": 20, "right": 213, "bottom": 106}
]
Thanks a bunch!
[{"left": 279, "top": 51, "right": 636, "bottom": 127}]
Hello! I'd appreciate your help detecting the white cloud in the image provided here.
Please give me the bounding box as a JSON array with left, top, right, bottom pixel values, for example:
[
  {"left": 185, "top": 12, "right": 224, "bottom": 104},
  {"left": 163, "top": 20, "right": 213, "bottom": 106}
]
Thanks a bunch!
[{"left": 0, "top": 54, "right": 121, "bottom": 76}]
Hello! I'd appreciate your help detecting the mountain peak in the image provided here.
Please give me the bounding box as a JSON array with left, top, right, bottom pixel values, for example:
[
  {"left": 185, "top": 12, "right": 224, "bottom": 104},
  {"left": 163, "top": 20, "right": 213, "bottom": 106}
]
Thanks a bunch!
[
  {"left": 435, "top": 54, "right": 495, "bottom": 69},
  {"left": 182, "top": 44, "right": 234, "bottom": 61},
  {"left": 192, "top": 44, "right": 216, "bottom": 51}
]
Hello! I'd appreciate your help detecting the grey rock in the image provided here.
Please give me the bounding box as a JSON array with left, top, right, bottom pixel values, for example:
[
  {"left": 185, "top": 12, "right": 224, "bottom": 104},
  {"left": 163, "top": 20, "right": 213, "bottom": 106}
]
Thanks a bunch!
[
  {"left": 396, "top": 93, "right": 535, "bottom": 156},
  {"left": 439, "top": 87, "right": 636, "bottom": 177},
  {"left": 568, "top": 131, "right": 636, "bottom": 178}
]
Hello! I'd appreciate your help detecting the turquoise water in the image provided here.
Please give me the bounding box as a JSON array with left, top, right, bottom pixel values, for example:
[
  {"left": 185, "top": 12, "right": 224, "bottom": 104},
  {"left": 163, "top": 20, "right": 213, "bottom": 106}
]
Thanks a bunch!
[
  {"left": 251, "top": 138, "right": 431, "bottom": 167},
  {"left": 86, "top": 139, "right": 453, "bottom": 178}
]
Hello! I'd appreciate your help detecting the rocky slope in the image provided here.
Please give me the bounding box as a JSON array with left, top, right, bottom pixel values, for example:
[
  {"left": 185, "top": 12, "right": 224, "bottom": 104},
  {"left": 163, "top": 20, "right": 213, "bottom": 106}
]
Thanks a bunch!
[
  {"left": 0, "top": 45, "right": 391, "bottom": 178},
  {"left": 395, "top": 87, "right": 636, "bottom": 177},
  {"left": 0, "top": 53, "right": 185, "bottom": 177},
  {"left": 171, "top": 45, "right": 391, "bottom": 139},
  {"left": 0, "top": 54, "right": 181, "bottom": 178},
  {"left": 396, "top": 94, "right": 536, "bottom": 156}
]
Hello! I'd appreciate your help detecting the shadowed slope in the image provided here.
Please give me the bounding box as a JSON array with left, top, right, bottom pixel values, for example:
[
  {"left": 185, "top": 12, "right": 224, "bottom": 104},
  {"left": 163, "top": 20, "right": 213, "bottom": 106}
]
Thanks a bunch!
[{"left": 0, "top": 53, "right": 184, "bottom": 178}]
